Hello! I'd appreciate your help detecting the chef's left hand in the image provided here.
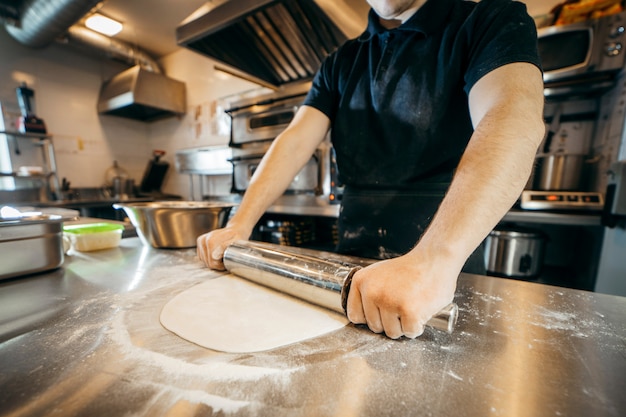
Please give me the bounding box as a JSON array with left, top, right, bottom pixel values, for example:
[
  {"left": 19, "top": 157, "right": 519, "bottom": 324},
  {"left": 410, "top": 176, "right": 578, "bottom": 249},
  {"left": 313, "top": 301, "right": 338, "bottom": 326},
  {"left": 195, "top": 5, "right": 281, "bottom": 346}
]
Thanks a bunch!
[{"left": 346, "top": 250, "right": 460, "bottom": 339}]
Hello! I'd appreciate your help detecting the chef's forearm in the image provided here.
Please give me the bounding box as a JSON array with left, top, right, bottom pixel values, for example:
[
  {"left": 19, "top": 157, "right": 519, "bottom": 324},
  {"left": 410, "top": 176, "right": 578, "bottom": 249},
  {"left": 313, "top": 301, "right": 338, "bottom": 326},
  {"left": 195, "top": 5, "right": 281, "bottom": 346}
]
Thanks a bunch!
[
  {"left": 418, "top": 119, "right": 541, "bottom": 264},
  {"left": 227, "top": 107, "right": 331, "bottom": 235},
  {"left": 412, "top": 64, "right": 545, "bottom": 268}
]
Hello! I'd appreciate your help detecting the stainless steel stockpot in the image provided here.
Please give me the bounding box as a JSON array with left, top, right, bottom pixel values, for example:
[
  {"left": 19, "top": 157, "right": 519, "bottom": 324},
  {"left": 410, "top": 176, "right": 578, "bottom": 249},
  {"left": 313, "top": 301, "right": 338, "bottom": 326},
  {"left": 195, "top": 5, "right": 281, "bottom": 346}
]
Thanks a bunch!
[
  {"left": 534, "top": 153, "right": 584, "bottom": 191},
  {"left": 484, "top": 227, "right": 547, "bottom": 278}
]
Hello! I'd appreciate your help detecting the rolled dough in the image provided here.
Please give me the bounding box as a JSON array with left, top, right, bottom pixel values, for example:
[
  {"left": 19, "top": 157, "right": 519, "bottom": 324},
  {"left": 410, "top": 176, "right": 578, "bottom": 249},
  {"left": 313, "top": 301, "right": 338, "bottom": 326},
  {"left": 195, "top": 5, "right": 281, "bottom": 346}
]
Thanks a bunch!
[{"left": 160, "top": 274, "right": 349, "bottom": 353}]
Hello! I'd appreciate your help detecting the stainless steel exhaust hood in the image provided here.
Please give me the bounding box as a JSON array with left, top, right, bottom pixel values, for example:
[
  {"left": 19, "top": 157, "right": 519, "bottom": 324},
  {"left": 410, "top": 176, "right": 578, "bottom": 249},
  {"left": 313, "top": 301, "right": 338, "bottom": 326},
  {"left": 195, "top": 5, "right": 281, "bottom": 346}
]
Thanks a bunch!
[
  {"left": 97, "top": 65, "right": 186, "bottom": 122},
  {"left": 176, "top": 0, "right": 369, "bottom": 88}
]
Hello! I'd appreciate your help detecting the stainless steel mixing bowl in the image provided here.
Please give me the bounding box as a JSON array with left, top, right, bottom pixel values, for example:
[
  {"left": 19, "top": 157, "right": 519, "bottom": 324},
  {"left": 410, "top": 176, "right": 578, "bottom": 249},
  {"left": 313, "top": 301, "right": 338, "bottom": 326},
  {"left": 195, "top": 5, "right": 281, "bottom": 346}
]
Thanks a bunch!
[{"left": 113, "top": 201, "right": 236, "bottom": 248}]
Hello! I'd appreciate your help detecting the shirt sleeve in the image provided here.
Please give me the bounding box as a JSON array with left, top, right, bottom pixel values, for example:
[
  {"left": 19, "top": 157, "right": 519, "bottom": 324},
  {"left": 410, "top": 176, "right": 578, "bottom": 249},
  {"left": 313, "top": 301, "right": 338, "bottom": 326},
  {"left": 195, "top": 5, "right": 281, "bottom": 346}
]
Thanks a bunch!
[
  {"left": 303, "top": 47, "right": 342, "bottom": 120},
  {"left": 462, "top": 0, "right": 543, "bottom": 94}
]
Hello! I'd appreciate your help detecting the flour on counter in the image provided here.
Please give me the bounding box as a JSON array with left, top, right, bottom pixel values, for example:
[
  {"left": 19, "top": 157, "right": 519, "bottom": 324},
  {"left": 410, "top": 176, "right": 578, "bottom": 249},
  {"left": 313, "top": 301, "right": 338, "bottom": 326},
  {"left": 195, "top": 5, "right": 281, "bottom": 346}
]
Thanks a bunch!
[{"left": 110, "top": 309, "right": 300, "bottom": 382}]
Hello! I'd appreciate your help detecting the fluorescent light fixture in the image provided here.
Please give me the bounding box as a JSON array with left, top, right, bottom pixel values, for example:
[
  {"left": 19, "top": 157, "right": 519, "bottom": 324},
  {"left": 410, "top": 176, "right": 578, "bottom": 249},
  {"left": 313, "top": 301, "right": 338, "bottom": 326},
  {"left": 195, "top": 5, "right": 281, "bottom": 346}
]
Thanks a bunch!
[{"left": 85, "top": 14, "right": 123, "bottom": 36}]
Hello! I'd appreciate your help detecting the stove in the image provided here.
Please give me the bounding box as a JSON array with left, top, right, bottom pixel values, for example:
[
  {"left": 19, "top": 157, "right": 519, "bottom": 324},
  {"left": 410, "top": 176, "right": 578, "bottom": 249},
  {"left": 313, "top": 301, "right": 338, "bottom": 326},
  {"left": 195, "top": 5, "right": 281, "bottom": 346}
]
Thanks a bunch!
[{"left": 520, "top": 190, "right": 604, "bottom": 211}]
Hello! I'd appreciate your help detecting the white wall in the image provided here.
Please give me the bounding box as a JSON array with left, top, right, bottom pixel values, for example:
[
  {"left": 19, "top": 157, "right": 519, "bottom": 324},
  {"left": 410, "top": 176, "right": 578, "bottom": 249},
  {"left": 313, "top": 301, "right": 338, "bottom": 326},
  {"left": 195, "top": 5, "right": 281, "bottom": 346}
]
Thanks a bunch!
[
  {"left": 148, "top": 50, "right": 261, "bottom": 198},
  {"left": 0, "top": 29, "right": 152, "bottom": 189},
  {"left": 0, "top": 28, "right": 259, "bottom": 200}
]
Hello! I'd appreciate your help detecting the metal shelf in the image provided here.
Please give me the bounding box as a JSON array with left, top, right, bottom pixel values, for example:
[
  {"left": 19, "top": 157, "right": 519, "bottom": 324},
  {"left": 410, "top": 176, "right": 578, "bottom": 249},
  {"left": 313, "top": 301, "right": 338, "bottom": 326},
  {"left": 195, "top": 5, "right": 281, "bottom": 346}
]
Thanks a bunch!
[
  {"left": 0, "top": 130, "right": 51, "bottom": 139},
  {"left": 0, "top": 171, "right": 54, "bottom": 179},
  {"left": 502, "top": 209, "right": 602, "bottom": 226},
  {"left": 0, "top": 130, "right": 60, "bottom": 201}
]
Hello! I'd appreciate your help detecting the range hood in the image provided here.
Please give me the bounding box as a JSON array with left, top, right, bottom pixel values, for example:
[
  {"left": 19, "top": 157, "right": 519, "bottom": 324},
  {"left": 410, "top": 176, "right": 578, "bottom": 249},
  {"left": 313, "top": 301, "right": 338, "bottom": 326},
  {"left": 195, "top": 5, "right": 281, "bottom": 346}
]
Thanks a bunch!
[
  {"left": 0, "top": 0, "right": 187, "bottom": 123},
  {"left": 176, "top": 0, "right": 369, "bottom": 88},
  {"left": 97, "top": 65, "right": 186, "bottom": 122}
]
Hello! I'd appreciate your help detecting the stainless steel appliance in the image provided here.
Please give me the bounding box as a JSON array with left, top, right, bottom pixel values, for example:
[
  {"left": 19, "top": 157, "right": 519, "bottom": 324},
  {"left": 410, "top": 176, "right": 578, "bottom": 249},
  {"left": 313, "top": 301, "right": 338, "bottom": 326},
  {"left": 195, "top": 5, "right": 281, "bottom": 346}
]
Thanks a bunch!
[
  {"left": 521, "top": 101, "right": 604, "bottom": 211},
  {"left": 230, "top": 148, "right": 320, "bottom": 193},
  {"left": 16, "top": 83, "right": 46, "bottom": 134},
  {"left": 520, "top": 190, "right": 604, "bottom": 211},
  {"left": 177, "top": 0, "right": 369, "bottom": 88},
  {"left": 226, "top": 84, "right": 342, "bottom": 202},
  {"left": 538, "top": 10, "right": 626, "bottom": 97},
  {"left": 97, "top": 65, "right": 186, "bottom": 122},
  {"left": 485, "top": 227, "right": 547, "bottom": 279},
  {"left": 228, "top": 91, "right": 305, "bottom": 146}
]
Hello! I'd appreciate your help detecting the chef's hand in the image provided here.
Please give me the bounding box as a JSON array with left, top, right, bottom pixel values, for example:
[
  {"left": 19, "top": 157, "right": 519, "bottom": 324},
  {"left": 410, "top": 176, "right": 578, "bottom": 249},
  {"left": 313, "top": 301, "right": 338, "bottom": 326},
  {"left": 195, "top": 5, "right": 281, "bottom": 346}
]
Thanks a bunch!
[
  {"left": 346, "top": 251, "right": 460, "bottom": 339},
  {"left": 197, "top": 226, "right": 248, "bottom": 270}
]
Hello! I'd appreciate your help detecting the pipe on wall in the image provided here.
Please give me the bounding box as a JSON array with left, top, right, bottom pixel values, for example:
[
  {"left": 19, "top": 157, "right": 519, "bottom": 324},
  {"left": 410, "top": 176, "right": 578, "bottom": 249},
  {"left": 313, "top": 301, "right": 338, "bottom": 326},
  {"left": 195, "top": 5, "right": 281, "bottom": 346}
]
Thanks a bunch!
[
  {"left": 4, "top": 0, "right": 161, "bottom": 72},
  {"left": 4, "top": 0, "right": 102, "bottom": 48}
]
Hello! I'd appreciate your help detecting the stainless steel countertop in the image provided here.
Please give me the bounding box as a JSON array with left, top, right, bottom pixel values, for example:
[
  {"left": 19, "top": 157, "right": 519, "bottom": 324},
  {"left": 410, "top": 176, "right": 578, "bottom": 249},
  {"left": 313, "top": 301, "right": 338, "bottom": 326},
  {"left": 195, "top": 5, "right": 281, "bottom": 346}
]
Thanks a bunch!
[
  {"left": 1, "top": 238, "right": 624, "bottom": 417},
  {"left": 262, "top": 195, "right": 602, "bottom": 226}
]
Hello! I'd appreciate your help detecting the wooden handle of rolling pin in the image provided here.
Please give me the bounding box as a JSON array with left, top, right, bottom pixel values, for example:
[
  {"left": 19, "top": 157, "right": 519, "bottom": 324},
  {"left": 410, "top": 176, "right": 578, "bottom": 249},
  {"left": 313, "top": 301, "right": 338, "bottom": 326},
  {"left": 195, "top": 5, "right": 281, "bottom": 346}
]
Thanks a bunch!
[{"left": 223, "top": 240, "right": 459, "bottom": 334}]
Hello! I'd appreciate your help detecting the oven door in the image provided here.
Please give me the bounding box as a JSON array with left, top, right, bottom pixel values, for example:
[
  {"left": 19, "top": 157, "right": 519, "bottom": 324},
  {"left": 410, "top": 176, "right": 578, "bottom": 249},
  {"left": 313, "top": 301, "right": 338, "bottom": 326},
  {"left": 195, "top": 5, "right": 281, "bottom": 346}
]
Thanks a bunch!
[
  {"left": 229, "top": 95, "right": 304, "bottom": 146},
  {"left": 231, "top": 154, "right": 320, "bottom": 194},
  {"left": 538, "top": 11, "right": 626, "bottom": 97}
]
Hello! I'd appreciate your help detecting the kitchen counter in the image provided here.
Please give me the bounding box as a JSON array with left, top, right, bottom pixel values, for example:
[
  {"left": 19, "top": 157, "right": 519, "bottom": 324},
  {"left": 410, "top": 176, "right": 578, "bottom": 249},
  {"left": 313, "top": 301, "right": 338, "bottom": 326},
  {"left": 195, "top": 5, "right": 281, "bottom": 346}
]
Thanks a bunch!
[
  {"left": 0, "top": 239, "right": 624, "bottom": 417},
  {"left": 214, "top": 194, "right": 605, "bottom": 226}
]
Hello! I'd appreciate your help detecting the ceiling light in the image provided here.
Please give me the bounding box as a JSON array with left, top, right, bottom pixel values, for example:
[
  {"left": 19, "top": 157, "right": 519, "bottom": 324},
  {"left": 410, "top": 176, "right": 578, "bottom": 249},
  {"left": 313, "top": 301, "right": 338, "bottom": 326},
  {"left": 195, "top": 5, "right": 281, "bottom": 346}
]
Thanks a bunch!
[{"left": 85, "top": 14, "right": 123, "bottom": 36}]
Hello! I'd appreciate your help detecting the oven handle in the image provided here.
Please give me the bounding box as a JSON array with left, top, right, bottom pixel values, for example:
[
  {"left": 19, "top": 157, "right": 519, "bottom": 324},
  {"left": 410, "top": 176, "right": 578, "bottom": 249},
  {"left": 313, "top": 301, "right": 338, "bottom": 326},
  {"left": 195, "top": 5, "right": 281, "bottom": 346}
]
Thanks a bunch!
[{"left": 228, "top": 154, "right": 264, "bottom": 162}]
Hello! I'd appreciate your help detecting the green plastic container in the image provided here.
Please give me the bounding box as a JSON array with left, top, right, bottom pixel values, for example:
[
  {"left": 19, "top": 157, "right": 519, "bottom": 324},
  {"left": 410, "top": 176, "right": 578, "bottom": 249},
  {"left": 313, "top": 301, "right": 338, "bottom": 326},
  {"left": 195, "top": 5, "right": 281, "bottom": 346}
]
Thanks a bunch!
[{"left": 63, "top": 222, "right": 124, "bottom": 252}]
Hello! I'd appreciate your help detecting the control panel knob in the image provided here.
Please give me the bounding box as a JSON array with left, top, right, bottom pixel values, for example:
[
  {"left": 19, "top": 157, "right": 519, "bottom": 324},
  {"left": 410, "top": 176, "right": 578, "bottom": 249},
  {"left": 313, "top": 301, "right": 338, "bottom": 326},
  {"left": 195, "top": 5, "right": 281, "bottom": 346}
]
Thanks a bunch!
[
  {"left": 610, "top": 25, "right": 625, "bottom": 38},
  {"left": 606, "top": 42, "right": 623, "bottom": 57}
]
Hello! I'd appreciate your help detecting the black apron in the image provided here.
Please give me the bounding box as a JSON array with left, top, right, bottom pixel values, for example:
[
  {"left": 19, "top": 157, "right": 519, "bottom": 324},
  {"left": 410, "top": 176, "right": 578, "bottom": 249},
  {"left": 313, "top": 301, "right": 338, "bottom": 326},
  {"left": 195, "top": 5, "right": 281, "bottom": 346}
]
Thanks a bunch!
[{"left": 336, "top": 185, "right": 486, "bottom": 275}]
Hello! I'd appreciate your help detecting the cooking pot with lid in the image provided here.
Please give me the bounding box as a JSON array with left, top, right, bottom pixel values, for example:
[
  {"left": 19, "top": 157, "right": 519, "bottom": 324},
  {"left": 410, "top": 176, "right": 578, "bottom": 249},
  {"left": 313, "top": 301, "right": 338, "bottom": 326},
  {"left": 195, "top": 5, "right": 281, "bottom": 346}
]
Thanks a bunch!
[
  {"left": 484, "top": 226, "right": 547, "bottom": 279},
  {"left": 0, "top": 207, "right": 76, "bottom": 280}
]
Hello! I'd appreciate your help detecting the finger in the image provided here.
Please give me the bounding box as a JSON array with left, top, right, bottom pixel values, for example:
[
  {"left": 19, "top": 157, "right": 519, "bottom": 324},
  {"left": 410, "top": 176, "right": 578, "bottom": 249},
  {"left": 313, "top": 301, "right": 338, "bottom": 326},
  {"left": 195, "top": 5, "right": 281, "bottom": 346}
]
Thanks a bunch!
[
  {"left": 196, "top": 234, "right": 208, "bottom": 265},
  {"left": 380, "top": 310, "right": 403, "bottom": 339},
  {"left": 361, "top": 297, "right": 383, "bottom": 334},
  {"left": 346, "top": 279, "right": 366, "bottom": 325},
  {"left": 211, "top": 244, "right": 224, "bottom": 261},
  {"left": 208, "top": 242, "right": 226, "bottom": 270},
  {"left": 400, "top": 315, "right": 425, "bottom": 339}
]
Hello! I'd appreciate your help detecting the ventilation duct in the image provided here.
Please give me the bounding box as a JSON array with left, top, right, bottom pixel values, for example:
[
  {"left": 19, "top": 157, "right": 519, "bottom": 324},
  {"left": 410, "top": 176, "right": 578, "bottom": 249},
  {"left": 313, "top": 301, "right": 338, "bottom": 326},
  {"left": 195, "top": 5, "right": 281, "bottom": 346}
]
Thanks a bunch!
[
  {"left": 3, "top": 0, "right": 187, "bottom": 122},
  {"left": 4, "top": 0, "right": 101, "bottom": 48},
  {"left": 0, "top": 0, "right": 20, "bottom": 25},
  {"left": 64, "top": 25, "right": 161, "bottom": 73},
  {"left": 177, "top": 0, "right": 369, "bottom": 88}
]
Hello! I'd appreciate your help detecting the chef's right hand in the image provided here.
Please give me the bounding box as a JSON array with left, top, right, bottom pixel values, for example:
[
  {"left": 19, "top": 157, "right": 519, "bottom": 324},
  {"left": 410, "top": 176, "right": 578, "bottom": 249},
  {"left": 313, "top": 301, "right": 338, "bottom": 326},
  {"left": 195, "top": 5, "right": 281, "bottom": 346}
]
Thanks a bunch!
[{"left": 197, "top": 226, "right": 248, "bottom": 270}]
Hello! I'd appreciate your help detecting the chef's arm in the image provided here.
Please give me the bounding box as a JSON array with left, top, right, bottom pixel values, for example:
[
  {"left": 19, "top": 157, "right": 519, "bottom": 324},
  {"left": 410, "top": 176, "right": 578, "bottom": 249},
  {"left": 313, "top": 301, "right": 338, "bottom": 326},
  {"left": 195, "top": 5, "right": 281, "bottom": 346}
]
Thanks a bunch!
[
  {"left": 421, "top": 62, "right": 545, "bottom": 268},
  {"left": 197, "top": 106, "right": 331, "bottom": 269},
  {"left": 346, "top": 62, "right": 545, "bottom": 338}
]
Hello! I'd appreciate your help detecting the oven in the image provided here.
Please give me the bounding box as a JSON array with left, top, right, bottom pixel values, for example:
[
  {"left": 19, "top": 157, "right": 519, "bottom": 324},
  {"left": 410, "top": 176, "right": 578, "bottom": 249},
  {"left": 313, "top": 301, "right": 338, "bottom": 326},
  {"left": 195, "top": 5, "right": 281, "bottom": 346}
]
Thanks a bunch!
[
  {"left": 226, "top": 83, "right": 343, "bottom": 203},
  {"left": 538, "top": 10, "right": 626, "bottom": 98},
  {"left": 230, "top": 145, "right": 323, "bottom": 194}
]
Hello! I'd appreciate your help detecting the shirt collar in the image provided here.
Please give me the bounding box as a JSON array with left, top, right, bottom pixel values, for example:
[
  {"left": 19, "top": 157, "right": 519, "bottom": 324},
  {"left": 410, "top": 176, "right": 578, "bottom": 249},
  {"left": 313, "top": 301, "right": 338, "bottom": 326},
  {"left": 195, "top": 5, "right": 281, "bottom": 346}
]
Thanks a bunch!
[{"left": 358, "top": 0, "right": 454, "bottom": 41}]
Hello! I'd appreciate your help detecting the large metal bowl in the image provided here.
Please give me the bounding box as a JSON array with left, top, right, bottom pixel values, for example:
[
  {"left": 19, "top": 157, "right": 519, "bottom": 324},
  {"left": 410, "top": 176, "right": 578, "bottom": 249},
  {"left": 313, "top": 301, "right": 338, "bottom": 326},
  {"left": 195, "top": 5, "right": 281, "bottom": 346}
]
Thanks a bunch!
[{"left": 113, "top": 201, "right": 236, "bottom": 248}]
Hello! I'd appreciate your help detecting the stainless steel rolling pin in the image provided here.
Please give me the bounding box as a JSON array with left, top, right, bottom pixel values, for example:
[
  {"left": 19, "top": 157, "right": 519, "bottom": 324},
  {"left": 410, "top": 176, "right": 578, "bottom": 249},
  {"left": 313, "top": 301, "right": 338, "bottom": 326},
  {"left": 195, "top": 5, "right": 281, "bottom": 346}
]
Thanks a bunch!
[{"left": 223, "top": 240, "right": 458, "bottom": 334}]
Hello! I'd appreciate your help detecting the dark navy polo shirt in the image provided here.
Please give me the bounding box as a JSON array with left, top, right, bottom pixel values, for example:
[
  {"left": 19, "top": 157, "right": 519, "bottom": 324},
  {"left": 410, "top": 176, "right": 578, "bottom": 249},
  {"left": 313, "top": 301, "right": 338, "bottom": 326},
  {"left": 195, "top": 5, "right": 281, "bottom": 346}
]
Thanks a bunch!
[{"left": 304, "top": 0, "right": 542, "bottom": 190}]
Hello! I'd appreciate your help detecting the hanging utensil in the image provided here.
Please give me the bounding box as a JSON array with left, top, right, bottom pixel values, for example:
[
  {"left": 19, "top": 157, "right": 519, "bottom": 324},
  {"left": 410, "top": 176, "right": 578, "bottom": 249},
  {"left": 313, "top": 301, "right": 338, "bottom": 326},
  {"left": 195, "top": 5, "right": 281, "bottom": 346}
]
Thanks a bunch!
[{"left": 542, "top": 103, "right": 562, "bottom": 154}]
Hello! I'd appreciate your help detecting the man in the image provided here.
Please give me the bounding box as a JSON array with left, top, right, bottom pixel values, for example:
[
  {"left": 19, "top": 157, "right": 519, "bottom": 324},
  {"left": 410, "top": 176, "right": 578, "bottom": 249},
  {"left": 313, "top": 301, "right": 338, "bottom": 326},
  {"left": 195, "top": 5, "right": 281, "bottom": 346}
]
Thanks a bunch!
[{"left": 197, "top": 0, "right": 545, "bottom": 339}]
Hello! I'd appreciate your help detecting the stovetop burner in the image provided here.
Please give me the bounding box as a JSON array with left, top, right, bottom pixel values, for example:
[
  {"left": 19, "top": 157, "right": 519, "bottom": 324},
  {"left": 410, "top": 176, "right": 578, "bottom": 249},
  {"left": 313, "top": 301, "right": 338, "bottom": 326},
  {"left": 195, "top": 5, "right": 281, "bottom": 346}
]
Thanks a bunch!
[{"left": 520, "top": 190, "right": 604, "bottom": 211}]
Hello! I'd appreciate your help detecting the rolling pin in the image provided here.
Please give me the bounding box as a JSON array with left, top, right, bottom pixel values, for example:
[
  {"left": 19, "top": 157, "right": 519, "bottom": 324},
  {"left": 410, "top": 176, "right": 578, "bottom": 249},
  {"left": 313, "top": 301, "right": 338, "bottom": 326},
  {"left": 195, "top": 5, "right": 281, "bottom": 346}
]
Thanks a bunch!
[{"left": 223, "top": 240, "right": 458, "bottom": 334}]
